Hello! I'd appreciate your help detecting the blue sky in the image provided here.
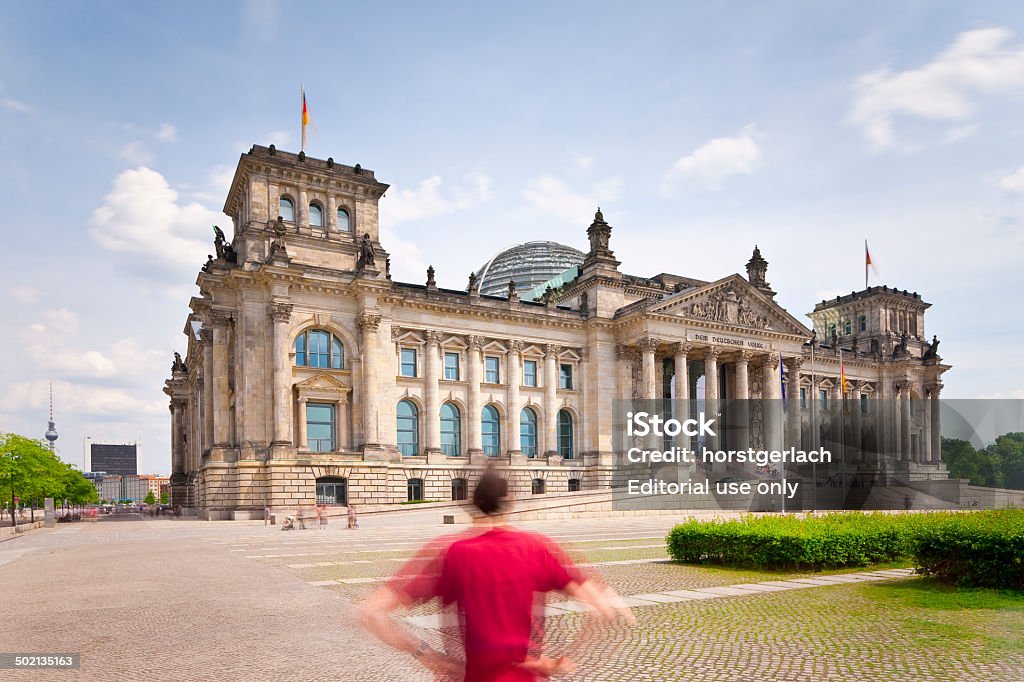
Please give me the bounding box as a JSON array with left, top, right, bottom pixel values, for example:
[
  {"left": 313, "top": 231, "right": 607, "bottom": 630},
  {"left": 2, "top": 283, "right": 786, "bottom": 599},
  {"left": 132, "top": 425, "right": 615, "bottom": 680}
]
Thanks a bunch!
[{"left": 2, "top": 1, "right": 1023, "bottom": 474}]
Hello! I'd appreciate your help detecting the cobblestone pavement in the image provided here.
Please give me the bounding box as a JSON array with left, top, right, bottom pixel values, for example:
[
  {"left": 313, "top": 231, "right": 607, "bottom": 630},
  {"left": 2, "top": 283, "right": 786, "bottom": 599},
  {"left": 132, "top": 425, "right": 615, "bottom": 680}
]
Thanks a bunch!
[{"left": 1, "top": 513, "right": 1022, "bottom": 681}]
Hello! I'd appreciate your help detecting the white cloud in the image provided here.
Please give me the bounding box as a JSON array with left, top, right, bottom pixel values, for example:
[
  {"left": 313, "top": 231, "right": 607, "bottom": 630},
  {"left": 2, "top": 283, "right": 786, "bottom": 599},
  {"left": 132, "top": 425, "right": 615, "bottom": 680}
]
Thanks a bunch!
[
  {"left": 0, "top": 380, "right": 165, "bottom": 420},
  {"left": 660, "top": 125, "right": 761, "bottom": 194},
  {"left": 941, "top": 123, "right": 978, "bottom": 143},
  {"left": 521, "top": 175, "right": 619, "bottom": 224},
  {"left": 265, "top": 130, "right": 291, "bottom": 148},
  {"left": 156, "top": 123, "right": 178, "bottom": 142},
  {"left": 575, "top": 154, "right": 594, "bottom": 169},
  {"left": 850, "top": 27, "right": 1024, "bottom": 148},
  {"left": 9, "top": 286, "right": 40, "bottom": 303},
  {"left": 2, "top": 97, "right": 29, "bottom": 112},
  {"left": 36, "top": 308, "right": 80, "bottom": 335},
  {"left": 118, "top": 141, "right": 154, "bottom": 165},
  {"left": 89, "top": 167, "right": 225, "bottom": 273},
  {"left": 381, "top": 172, "right": 494, "bottom": 226},
  {"left": 998, "top": 165, "right": 1024, "bottom": 192}
]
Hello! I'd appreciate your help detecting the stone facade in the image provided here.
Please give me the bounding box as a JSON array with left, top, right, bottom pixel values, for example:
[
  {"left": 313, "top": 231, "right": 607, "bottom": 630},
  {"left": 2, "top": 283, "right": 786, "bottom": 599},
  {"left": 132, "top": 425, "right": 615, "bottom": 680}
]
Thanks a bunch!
[{"left": 165, "top": 145, "right": 951, "bottom": 517}]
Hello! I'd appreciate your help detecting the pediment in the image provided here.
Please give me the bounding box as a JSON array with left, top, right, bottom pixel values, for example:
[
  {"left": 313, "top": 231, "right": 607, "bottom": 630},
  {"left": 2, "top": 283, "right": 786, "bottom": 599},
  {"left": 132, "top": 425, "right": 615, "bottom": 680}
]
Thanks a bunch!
[
  {"left": 648, "top": 274, "right": 811, "bottom": 337},
  {"left": 295, "top": 372, "right": 351, "bottom": 393}
]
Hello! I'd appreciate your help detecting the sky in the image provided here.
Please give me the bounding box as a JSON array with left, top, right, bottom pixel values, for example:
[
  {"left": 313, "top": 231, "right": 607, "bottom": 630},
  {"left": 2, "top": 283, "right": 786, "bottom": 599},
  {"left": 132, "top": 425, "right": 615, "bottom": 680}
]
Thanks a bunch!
[{"left": 2, "top": 1, "right": 1023, "bottom": 475}]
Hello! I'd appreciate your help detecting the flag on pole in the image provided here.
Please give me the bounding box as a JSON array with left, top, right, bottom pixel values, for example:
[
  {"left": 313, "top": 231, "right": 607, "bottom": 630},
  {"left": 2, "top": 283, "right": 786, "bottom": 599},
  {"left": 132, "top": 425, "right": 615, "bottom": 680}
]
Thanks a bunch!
[
  {"left": 865, "top": 240, "right": 878, "bottom": 289},
  {"left": 301, "top": 85, "right": 310, "bottom": 152},
  {"left": 840, "top": 349, "right": 848, "bottom": 396}
]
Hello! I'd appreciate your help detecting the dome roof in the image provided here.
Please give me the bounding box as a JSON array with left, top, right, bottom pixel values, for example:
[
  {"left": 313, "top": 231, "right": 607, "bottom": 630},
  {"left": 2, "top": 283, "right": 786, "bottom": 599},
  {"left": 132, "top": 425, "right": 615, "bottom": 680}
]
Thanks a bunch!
[{"left": 476, "top": 241, "right": 585, "bottom": 297}]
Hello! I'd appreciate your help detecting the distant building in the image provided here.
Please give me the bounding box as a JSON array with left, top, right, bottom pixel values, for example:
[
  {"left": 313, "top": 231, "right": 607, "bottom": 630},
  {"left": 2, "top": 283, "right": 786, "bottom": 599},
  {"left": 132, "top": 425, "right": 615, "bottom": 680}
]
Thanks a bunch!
[
  {"left": 98, "top": 474, "right": 151, "bottom": 503},
  {"left": 85, "top": 439, "right": 138, "bottom": 476}
]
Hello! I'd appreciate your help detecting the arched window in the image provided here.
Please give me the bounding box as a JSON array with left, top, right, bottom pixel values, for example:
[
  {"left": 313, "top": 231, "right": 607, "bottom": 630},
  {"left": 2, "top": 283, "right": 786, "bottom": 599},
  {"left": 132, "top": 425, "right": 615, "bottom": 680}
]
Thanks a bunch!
[
  {"left": 520, "top": 407, "right": 538, "bottom": 457},
  {"left": 451, "top": 478, "right": 468, "bottom": 501},
  {"left": 568, "top": 479, "right": 581, "bottom": 492},
  {"left": 440, "top": 402, "right": 461, "bottom": 456},
  {"left": 338, "top": 208, "right": 351, "bottom": 232},
  {"left": 407, "top": 478, "right": 424, "bottom": 502},
  {"left": 309, "top": 202, "right": 324, "bottom": 228},
  {"left": 397, "top": 400, "right": 419, "bottom": 456},
  {"left": 844, "top": 319, "right": 852, "bottom": 335},
  {"left": 295, "top": 329, "right": 344, "bottom": 369},
  {"left": 279, "top": 196, "right": 295, "bottom": 222},
  {"left": 558, "top": 410, "right": 574, "bottom": 459},
  {"left": 531, "top": 478, "right": 545, "bottom": 495},
  {"left": 316, "top": 477, "right": 347, "bottom": 505},
  {"left": 482, "top": 405, "right": 501, "bottom": 456}
]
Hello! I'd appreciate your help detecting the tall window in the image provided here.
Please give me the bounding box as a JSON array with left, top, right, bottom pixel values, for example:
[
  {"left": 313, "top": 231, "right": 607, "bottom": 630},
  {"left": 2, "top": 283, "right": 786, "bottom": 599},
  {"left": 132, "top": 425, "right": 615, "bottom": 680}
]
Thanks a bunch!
[
  {"left": 451, "top": 478, "right": 468, "bottom": 501},
  {"left": 568, "top": 479, "right": 581, "bottom": 492},
  {"left": 444, "top": 352, "right": 460, "bottom": 380},
  {"left": 316, "top": 477, "right": 347, "bottom": 505},
  {"left": 858, "top": 315, "right": 867, "bottom": 333},
  {"left": 520, "top": 407, "right": 538, "bottom": 457},
  {"left": 559, "top": 364, "right": 573, "bottom": 389},
  {"left": 309, "top": 202, "right": 324, "bottom": 227},
  {"left": 407, "top": 478, "right": 424, "bottom": 502},
  {"left": 397, "top": 400, "right": 419, "bottom": 456},
  {"left": 279, "top": 196, "right": 295, "bottom": 222},
  {"left": 800, "top": 388, "right": 807, "bottom": 409},
  {"left": 860, "top": 393, "right": 869, "bottom": 414},
  {"left": 440, "top": 402, "right": 461, "bottom": 456},
  {"left": 557, "top": 410, "right": 574, "bottom": 459},
  {"left": 531, "top": 478, "right": 545, "bottom": 495},
  {"left": 484, "top": 356, "right": 500, "bottom": 383},
  {"left": 306, "top": 403, "right": 335, "bottom": 452},
  {"left": 844, "top": 319, "right": 852, "bottom": 335},
  {"left": 523, "top": 360, "right": 538, "bottom": 387},
  {"left": 482, "top": 405, "right": 501, "bottom": 456},
  {"left": 819, "top": 389, "right": 828, "bottom": 410},
  {"left": 295, "top": 330, "right": 344, "bottom": 369},
  {"left": 338, "top": 208, "right": 351, "bottom": 232},
  {"left": 400, "top": 348, "right": 417, "bottom": 377}
]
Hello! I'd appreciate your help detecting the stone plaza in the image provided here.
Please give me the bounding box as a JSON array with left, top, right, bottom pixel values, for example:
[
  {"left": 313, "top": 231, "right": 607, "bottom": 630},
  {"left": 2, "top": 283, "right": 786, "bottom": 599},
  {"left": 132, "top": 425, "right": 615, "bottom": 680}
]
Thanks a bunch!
[{"left": 2, "top": 512, "right": 1021, "bottom": 681}]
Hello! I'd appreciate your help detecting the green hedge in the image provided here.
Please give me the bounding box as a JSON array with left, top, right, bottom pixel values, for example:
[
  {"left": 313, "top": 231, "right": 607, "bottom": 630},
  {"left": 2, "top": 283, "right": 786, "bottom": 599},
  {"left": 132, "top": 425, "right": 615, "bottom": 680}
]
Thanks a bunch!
[
  {"left": 667, "top": 510, "right": 1024, "bottom": 586},
  {"left": 912, "top": 510, "right": 1024, "bottom": 589},
  {"left": 666, "top": 513, "right": 917, "bottom": 571}
]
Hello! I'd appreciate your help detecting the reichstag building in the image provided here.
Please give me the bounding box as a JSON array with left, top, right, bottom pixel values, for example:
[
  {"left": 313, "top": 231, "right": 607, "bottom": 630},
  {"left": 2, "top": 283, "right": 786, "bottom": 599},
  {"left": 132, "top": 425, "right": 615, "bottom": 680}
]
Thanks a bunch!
[{"left": 165, "top": 145, "right": 951, "bottom": 518}]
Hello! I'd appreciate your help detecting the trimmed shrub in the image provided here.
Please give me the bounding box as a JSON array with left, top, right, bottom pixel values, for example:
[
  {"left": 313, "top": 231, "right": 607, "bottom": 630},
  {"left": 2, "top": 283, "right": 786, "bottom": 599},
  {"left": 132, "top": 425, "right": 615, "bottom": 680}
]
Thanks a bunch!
[{"left": 912, "top": 510, "right": 1024, "bottom": 589}]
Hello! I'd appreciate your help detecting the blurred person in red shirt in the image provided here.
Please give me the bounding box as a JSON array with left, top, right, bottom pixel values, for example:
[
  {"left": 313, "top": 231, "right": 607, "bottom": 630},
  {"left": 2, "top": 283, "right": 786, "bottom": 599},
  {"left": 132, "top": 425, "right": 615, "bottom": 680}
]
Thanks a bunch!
[{"left": 358, "top": 467, "right": 633, "bottom": 680}]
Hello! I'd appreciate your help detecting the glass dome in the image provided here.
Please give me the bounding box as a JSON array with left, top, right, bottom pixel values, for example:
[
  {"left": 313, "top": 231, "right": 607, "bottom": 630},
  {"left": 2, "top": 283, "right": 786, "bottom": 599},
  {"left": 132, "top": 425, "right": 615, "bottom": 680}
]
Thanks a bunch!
[{"left": 476, "top": 241, "right": 585, "bottom": 298}]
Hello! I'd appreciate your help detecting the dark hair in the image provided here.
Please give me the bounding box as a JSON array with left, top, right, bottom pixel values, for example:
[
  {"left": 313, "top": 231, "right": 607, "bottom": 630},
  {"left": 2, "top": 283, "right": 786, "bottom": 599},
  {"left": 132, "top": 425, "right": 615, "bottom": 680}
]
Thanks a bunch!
[{"left": 473, "top": 468, "right": 508, "bottom": 515}]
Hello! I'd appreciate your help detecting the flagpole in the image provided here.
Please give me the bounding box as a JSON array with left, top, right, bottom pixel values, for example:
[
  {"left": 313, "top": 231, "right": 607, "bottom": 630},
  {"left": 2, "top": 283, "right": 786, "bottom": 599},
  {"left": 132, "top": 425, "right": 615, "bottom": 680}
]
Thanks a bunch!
[{"left": 864, "top": 240, "right": 868, "bottom": 290}]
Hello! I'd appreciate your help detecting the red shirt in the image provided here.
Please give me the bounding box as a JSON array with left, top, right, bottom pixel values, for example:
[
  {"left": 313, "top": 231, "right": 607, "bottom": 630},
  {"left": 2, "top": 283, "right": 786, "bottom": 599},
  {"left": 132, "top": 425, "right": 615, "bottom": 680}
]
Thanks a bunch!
[{"left": 390, "top": 527, "right": 583, "bottom": 682}]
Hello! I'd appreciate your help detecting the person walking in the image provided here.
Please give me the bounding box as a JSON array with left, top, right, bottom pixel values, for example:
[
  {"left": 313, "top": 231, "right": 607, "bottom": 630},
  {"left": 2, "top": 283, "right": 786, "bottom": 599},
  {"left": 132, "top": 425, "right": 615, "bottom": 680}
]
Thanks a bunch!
[
  {"left": 347, "top": 503, "right": 358, "bottom": 529},
  {"left": 358, "top": 468, "right": 633, "bottom": 680},
  {"left": 264, "top": 504, "right": 271, "bottom": 526}
]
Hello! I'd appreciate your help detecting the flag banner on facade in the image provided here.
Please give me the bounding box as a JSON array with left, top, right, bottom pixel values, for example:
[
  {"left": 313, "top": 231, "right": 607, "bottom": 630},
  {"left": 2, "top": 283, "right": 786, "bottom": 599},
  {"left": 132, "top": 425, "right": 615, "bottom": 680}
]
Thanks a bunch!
[
  {"left": 865, "top": 240, "right": 878, "bottom": 288},
  {"left": 840, "top": 349, "right": 847, "bottom": 396}
]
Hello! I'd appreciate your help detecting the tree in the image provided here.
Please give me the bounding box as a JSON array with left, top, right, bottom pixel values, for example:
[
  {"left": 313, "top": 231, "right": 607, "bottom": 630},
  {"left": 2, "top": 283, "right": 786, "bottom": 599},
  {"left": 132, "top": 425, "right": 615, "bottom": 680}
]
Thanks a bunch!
[
  {"left": 942, "top": 438, "right": 987, "bottom": 486},
  {"left": 143, "top": 490, "right": 156, "bottom": 505},
  {"left": 160, "top": 491, "right": 169, "bottom": 504},
  {"left": 985, "top": 432, "right": 1024, "bottom": 491},
  {"left": 1, "top": 433, "right": 99, "bottom": 525}
]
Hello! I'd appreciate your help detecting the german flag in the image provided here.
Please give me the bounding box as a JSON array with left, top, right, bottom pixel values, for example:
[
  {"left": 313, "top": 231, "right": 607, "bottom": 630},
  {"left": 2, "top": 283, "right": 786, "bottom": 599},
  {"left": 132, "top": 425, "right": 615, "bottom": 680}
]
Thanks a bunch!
[{"left": 301, "top": 86, "right": 310, "bottom": 151}]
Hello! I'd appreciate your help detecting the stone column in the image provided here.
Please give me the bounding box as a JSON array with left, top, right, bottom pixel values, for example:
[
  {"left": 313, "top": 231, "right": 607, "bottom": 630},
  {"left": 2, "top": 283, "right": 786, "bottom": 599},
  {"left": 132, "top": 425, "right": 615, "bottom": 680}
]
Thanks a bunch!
[
  {"left": 210, "top": 312, "right": 231, "bottom": 452},
  {"left": 704, "top": 347, "right": 721, "bottom": 452},
  {"left": 673, "top": 343, "right": 691, "bottom": 451},
  {"left": 296, "top": 397, "right": 308, "bottom": 450},
  {"left": 544, "top": 344, "right": 559, "bottom": 456},
  {"left": 850, "top": 383, "right": 862, "bottom": 462},
  {"left": 617, "top": 345, "right": 633, "bottom": 402},
  {"left": 898, "top": 380, "right": 911, "bottom": 462},
  {"left": 733, "top": 350, "right": 752, "bottom": 451},
  {"left": 639, "top": 338, "right": 658, "bottom": 400},
  {"left": 358, "top": 311, "right": 382, "bottom": 448},
  {"left": 783, "top": 356, "right": 802, "bottom": 449},
  {"left": 930, "top": 383, "right": 942, "bottom": 463},
  {"left": 506, "top": 341, "right": 523, "bottom": 457},
  {"left": 467, "top": 336, "right": 483, "bottom": 456},
  {"left": 201, "top": 329, "right": 214, "bottom": 454},
  {"left": 269, "top": 303, "right": 293, "bottom": 450},
  {"left": 762, "top": 353, "right": 783, "bottom": 453},
  {"left": 326, "top": 194, "right": 337, "bottom": 231},
  {"left": 171, "top": 402, "right": 184, "bottom": 473},
  {"left": 336, "top": 399, "right": 348, "bottom": 452},
  {"left": 297, "top": 188, "right": 309, "bottom": 230},
  {"left": 424, "top": 331, "right": 442, "bottom": 455},
  {"left": 922, "top": 388, "right": 932, "bottom": 463}
]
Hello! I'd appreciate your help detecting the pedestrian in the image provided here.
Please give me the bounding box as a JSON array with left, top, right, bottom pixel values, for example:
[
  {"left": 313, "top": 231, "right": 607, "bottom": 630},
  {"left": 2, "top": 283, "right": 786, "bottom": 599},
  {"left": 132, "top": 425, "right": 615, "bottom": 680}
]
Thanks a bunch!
[
  {"left": 264, "top": 504, "right": 271, "bottom": 526},
  {"left": 297, "top": 505, "right": 307, "bottom": 530},
  {"left": 319, "top": 505, "right": 328, "bottom": 529},
  {"left": 347, "top": 503, "right": 358, "bottom": 529},
  {"left": 358, "top": 467, "right": 633, "bottom": 680}
]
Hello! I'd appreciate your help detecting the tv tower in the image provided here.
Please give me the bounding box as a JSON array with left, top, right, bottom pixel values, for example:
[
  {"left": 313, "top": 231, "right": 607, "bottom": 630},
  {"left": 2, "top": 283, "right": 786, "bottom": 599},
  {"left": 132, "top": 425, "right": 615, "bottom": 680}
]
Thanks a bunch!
[{"left": 44, "top": 382, "right": 58, "bottom": 452}]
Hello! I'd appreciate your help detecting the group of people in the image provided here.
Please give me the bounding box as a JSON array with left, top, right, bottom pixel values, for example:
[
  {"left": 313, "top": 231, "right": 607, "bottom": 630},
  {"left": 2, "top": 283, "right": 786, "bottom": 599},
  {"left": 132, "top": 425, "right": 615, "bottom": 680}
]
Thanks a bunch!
[{"left": 270, "top": 503, "right": 359, "bottom": 530}]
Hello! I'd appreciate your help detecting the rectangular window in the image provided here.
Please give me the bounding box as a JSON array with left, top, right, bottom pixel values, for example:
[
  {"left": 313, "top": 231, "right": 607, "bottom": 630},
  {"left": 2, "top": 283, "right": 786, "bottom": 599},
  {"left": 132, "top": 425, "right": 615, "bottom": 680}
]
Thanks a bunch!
[
  {"left": 799, "top": 388, "right": 807, "bottom": 409},
  {"left": 860, "top": 393, "right": 868, "bottom": 414},
  {"left": 559, "top": 363, "right": 573, "bottom": 389},
  {"left": 523, "top": 360, "right": 538, "bottom": 387},
  {"left": 400, "top": 348, "right": 417, "bottom": 377},
  {"left": 819, "top": 389, "right": 828, "bottom": 410},
  {"left": 306, "top": 403, "right": 335, "bottom": 452},
  {"left": 484, "top": 356, "right": 500, "bottom": 383},
  {"left": 444, "top": 352, "right": 460, "bottom": 381}
]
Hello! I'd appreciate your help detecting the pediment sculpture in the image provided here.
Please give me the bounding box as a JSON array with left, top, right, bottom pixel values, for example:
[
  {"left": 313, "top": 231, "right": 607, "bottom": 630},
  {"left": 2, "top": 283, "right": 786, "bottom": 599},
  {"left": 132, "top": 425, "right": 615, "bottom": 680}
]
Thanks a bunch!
[{"left": 685, "top": 286, "right": 771, "bottom": 329}]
